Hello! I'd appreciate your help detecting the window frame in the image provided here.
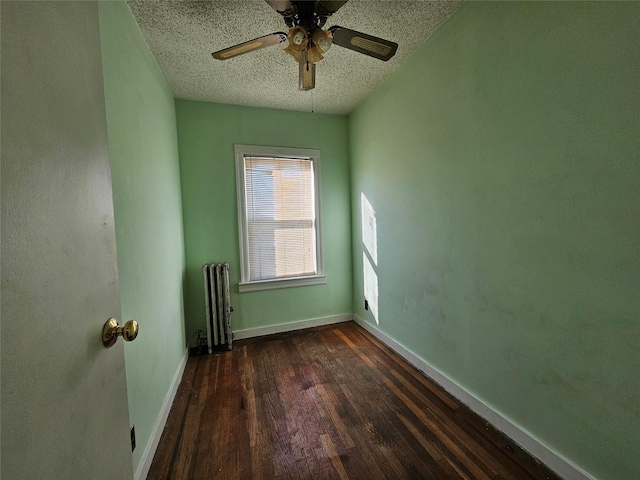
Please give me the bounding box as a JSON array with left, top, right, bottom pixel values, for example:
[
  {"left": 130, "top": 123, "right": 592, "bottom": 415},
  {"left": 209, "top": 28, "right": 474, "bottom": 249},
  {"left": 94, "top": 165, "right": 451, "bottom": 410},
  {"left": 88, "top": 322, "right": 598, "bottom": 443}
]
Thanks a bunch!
[{"left": 235, "top": 144, "right": 326, "bottom": 293}]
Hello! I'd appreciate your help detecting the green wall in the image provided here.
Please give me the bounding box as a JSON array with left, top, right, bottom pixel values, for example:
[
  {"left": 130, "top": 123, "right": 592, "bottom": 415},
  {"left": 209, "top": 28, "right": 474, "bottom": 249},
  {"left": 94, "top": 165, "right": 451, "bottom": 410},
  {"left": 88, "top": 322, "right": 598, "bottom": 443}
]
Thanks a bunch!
[
  {"left": 176, "top": 100, "right": 352, "bottom": 338},
  {"left": 98, "top": 2, "right": 186, "bottom": 475},
  {"left": 349, "top": 2, "right": 639, "bottom": 480}
]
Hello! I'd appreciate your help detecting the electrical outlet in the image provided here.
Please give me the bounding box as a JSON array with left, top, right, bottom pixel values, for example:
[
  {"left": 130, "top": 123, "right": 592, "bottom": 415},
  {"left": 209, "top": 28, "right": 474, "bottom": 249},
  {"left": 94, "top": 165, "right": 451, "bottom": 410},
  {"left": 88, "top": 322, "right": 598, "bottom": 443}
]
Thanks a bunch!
[
  {"left": 364, "top": 299, "right": 369, "bottom": 311},
  {"left": 130, "top": 425, "right": 136, "bottom": 452}
]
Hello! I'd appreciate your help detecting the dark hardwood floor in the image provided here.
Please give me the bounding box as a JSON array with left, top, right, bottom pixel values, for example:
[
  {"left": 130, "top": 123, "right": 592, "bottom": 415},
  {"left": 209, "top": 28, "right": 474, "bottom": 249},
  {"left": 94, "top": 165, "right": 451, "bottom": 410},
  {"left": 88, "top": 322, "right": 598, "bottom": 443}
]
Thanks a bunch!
[{"left": 147, "top": 321, "right": 560, "bottom": 479}]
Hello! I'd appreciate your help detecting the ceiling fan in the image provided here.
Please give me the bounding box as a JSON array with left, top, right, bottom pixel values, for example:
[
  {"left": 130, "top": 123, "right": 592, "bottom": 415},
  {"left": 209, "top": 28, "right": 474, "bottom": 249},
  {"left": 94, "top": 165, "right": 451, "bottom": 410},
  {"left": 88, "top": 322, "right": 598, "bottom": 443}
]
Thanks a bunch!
[{"left": 212, "top": 0, "right": 398, "bottom": 91}]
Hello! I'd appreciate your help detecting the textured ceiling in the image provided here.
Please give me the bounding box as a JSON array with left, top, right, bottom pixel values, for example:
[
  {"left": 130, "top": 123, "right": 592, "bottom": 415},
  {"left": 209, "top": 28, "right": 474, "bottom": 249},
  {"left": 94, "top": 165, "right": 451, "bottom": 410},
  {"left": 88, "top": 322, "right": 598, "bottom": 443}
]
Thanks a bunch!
[{"left": 127, "top": 0, "right": 463, "bottom": 115}]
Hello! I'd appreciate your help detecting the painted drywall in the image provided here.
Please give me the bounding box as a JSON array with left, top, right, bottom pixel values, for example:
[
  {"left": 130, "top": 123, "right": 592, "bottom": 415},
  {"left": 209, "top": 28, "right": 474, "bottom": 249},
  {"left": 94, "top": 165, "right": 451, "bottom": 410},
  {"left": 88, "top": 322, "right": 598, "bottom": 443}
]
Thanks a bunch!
[
  {"left": 176, "top": 100, "right": 352, "bottom": 338},
  {"left": 349, "top": 2, "right": 639, "bottom": 480},
  {"left": 98, "top": 1, "right": 187, "bottom": 474},
  {"left": 1, "top": 2, "right": 134, "bottom": 478}
]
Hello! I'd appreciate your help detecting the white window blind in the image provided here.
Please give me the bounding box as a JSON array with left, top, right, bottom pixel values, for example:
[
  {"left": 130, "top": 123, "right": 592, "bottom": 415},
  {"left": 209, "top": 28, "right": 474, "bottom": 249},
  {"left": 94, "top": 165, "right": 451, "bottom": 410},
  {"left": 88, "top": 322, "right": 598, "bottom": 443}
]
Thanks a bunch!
[
  {"left": 244, "top": 155, "right": 317, "bottom": 282},
  {"left": 235, "top": 145, "right": 325, "bottom": 292}
]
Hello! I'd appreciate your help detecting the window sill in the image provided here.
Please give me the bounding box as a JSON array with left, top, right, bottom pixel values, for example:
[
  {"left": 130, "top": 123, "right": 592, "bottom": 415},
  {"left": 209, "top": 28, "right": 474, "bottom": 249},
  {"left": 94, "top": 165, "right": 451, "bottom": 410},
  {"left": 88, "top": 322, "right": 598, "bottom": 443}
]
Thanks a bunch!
[{"left": 239, "top": 275, "right": 327, "bottom": 293}]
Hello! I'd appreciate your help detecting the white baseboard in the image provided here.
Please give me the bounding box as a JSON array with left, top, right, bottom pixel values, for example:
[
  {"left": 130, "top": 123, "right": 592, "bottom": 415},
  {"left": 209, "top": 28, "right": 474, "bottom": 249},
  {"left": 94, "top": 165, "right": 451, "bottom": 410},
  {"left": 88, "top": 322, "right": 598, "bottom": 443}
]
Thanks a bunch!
[
  {"left": 233, "top": 313, "right": 353, "bottom": 340},
  {"left": 353, "top": 315, "right": 596, "bottom": 480},
  {"left": 135, "top": 348, "right": 189, "bottom": 480},
  {"left": 136, "top": 316, "right": 595, "bottom": 480}
]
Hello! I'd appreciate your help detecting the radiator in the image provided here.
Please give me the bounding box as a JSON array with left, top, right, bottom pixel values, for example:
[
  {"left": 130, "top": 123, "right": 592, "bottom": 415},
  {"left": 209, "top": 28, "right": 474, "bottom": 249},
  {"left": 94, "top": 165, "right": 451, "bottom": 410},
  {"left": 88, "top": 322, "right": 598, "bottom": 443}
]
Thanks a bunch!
[{"left": 202, "top": 262, "right": 233, "bottom": 352}]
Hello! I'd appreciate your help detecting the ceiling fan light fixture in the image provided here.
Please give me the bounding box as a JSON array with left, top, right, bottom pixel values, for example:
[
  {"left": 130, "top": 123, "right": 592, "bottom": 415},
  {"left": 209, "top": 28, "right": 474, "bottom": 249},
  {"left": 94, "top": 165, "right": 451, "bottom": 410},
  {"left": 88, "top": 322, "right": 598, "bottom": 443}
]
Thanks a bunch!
[
  {"left": 307, "top": 29, "right": 332, "bottom": 63},
  {"left": 293, "top": 30, "right": 305, "bottom": 45},
  {"left": 312, "top": 28, "right": 333, "bottom": 53},
  {"left": 211, "top": 3, "right": 400, "bottom": 91},
  {"left": 306, "top": 46, "right": 323, "bottom": 63},
  {"left": 287, "top": 26, "right": 308, "bottom": 51},
  {"left": 284, "top": 26, "right": 309, "bottom": 61},
  {"left": 318, "top": 38, "right": 330, "bottom": 51}
]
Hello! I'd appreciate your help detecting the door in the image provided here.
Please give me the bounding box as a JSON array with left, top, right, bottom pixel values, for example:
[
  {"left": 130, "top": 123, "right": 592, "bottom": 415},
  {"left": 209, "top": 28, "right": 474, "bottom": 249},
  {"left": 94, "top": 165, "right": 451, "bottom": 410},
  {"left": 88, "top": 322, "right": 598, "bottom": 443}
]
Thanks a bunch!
[{"left": 1, "top": 2, "right": 134, "bottom": 478}]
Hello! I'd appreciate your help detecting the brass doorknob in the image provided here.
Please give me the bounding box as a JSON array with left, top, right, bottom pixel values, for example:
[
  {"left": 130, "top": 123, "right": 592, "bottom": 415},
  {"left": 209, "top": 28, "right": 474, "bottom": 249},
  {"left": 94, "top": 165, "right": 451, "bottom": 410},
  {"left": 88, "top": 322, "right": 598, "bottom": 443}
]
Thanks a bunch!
[{"left": 102, "top": 318, "right": 139, "bottom": 348}]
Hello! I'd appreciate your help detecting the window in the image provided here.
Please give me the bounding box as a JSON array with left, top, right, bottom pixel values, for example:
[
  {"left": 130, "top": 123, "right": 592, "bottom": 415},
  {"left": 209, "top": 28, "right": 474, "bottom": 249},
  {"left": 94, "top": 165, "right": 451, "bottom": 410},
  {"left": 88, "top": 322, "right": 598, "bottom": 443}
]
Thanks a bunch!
[{"left": 235, "top": 145, "right": 325, "bottom": 292}]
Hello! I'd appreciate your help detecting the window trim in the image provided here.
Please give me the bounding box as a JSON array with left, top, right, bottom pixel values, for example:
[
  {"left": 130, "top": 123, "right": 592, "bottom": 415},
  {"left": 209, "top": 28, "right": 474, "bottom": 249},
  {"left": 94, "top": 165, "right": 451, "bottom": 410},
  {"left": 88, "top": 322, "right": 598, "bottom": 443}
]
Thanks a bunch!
[{"left": 235, "top": 144, "right": 325, "bottom": 293}]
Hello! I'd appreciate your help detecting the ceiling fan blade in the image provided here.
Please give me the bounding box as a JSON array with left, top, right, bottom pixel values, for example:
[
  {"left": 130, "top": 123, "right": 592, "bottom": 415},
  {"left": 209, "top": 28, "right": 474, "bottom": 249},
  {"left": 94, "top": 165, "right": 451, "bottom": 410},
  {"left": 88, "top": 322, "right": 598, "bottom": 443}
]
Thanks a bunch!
[
  {"left": 212, "top": 32, "right": 287, "bottom": 60},
  {"left": 265, "top": 0, "right": 296, "bottom": 27},
  {"left": 315, "top": 0, "right": 349, "bottom": 27},
  {"left": 264, "top": 0, "right": 293, "bottom": 13},
  {"left": 329, "top": 26, "right": 398, "bottom": 61},
  {"left": 316, "top": 1, "right": 349, "bottom": 16},
  {"left": 298, "top": 48, "right": 316, "bottom": 91}
]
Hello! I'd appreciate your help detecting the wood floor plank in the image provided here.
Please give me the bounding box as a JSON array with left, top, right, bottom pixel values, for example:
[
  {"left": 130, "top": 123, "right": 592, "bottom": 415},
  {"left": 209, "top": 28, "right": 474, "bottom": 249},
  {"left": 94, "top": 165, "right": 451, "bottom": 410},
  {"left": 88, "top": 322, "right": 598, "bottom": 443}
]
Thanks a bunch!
[
  {"left": 147, "top": 356, "right": 199, "bottom": 480},
  {"left": 320, "top": 434, "right": 349, "bottom": 480},
  {"left": 187, "top": 355, "right": 214, "bottom": 479},
  {"left": 350, "top": 336, "right": 495, "bottom": 479},
  {"left": 172, "top": 356, "right": 207, "bottom": 478},
  {"left": 325, "top": 336, "right": 445, "bottom": 479},
  {"left": 148, "top": 321, "right": 562, "bottom": 480},
  {"left": 347, "top": 325, "right": 462, "bottom": 411},
  {"left": 337, "top": 325, "right": 535, "bottom": 479}
]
